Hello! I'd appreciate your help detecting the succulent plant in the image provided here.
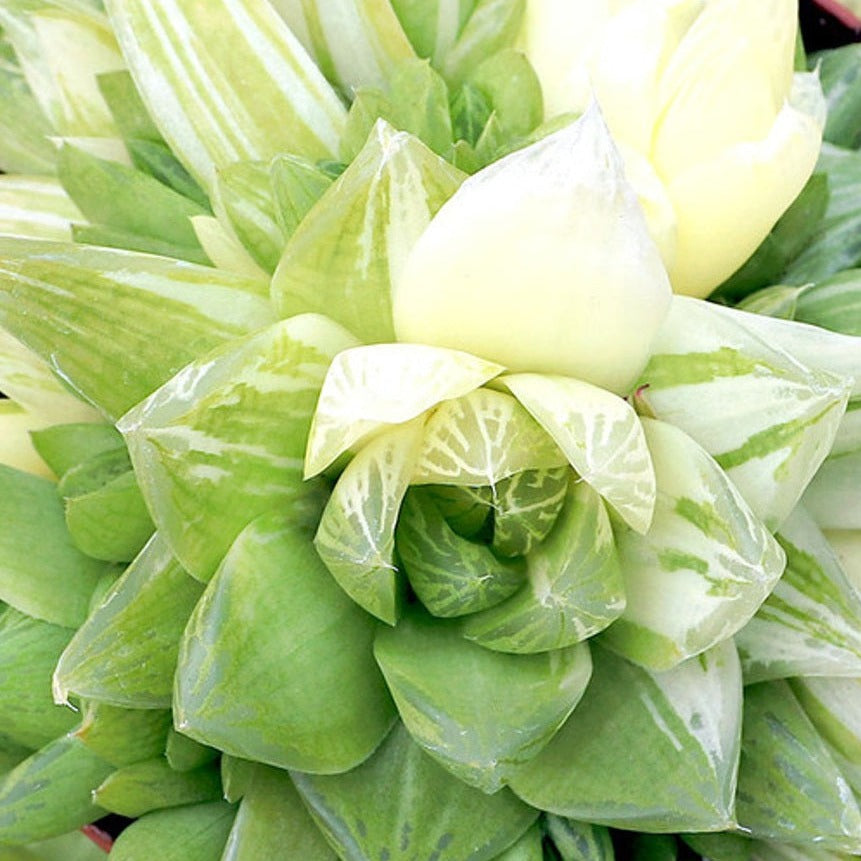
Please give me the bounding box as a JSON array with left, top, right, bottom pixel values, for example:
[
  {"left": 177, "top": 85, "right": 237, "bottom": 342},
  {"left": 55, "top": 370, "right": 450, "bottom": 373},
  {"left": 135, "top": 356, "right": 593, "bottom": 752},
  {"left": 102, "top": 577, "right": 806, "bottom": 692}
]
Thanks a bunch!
[{"left": 0, "top": 1, "right": 859, "bottom": 860}]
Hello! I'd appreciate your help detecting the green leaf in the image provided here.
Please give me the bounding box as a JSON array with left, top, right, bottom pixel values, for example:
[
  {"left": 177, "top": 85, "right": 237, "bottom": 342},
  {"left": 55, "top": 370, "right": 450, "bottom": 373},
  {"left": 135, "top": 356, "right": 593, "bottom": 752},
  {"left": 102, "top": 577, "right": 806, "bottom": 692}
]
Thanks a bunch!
[
  {"left": 63, "top": 469, "right": 154, "bottom": 562},
  {"left": 0, "top": 608, "right": 76, "bottom": 749},
  {"left": 70, "top": 222, "right": 209, "bottom": 264},
  {"left": 465, "top": 49, "right": 542, "bottom": 139},
  {"left": 271, "top": 0, "right": 416, "bottom": 93},
  {"left": 6, "top": 830, "right": 111, "bottom": 861},
  {"left": 736, "top": 680, "right": 861, "bottom": 852},
  {"left": 424, "top": 484, "right": 492, "bottom": 538},
  {"left": 411, "top": 387, "right": 566, "bottom": 486},
  {"left": 814, "top": 44, "right": 861, "bottom": 149},
  {"left": 507, "top": 641, "right": 741, "bottom": 833},
  {"left": 0, "top": 736, "right": 113, "bottom": 844},
  {"left": 305, "top": 342, "right": 503, "bottom": 478},
  {"left": 0, "top": 464, "right": 105, "bottom": 627},
  {"left": 491, "top": 467, "right": 568, "bottom": 557},
  {"left": 220, "top": 756, "right": 255, "bottom": 804},
  {"left": 374, "top": 608, "right": 591, "bottom": 792},
  {"left": 795, "top": 269, "right": 861, "bottom": 336},
  {"left": 438, "top": 0, "right": 525, "bottom": 86},
  {"left": 272, "top": 120, "right": 464, "bottom": 343},
  {"left": 492, "top": 823, "right": 543, "bottom": 860},
  {"left": 220, "top": 763, "right": 336, "bottom": 861},
  {"left": 0, "top": 238, "right": 275, "bottom": 420},
  {"left": 680, "top": 833, "right": 752, "bottom": 861},
  {"left": 58, "top": 144, "right": 207, "bottom": 261},
  {"left": 601, "top": 418, "right": 785, "bottom": 671},
  {"left": 501, "top": 374, "right": 656, "bottom": 534},
  {"left": 388, "top": 0, "right": 476, "bottom": 63},
  {"left": 175, "top": 514, "right": 396, "bottom": 774},
  {"left": 735, "top": 284, "right": 805, "bottom": 320},
  {"left": 0, "top": 330, "right": 99, "bottom": 426},
  {"left": 804, "top": 450, "right": 861, "bottom": 530},
  {"left": 164, "top": 730, "right": 218, "bottom": 774},
  {"left": 782, "top": 146, "right": 861, "bottom": 284},
  {"left": 109, "top": 801, "right": 236, "bottom": 861},
  {"left": 462, "top": 479, "right": 624, "bottom": 654},
  {"left": 0, "top": 48, "right": 56, "bottom": 174},
  {"left": 105, "top": 0, "right": 346, "bottom": 195},
  {"left": 397, "top": 487, "right": 525, "bottom": 618},
  {"left": 53, "top": 534, "right": 204, "bottom": 708},
  {"left": 715, "top": 173, "right": 829, "bottom": 301},
  {"left": 791, "top": 677, "right": 861, "bottom": 768},
  {"left": 268, "top": 153, "right": 333, "bottom": 238},
  {"left": 639, "top": 296, "right": 851, "bottom": 530},
  {"left": 214, "top": 161, "right": 284, "bottom": 273},
  {"left": 543, "top": 817, "right": 615, "bottom": 861},
  {"left": 735, "top": 505, "right": 861, "bottom": 682},
  {"left": 30, "top": 422, "right": 123, "bottom": 478},
  {"left": 629, "top": 836, "right": 678, "bottom": 861},
  {"left": 315, "top": 421, "right": 423, "bottom": 625},
  {"left": 96, "top": 68, "right": 161, "bottom": 142},
  {"left": 291, "top": 722, "right": 539, "bottom": 861},
  {"left": 93, "top": 758, "right": 222, "bottom": 818},
  {"left": 125, "top": 138, "right": 210, "bottom": 210},
  {"left": 0, "top": 176, "right": 80, "bottom": 241},
  {"left": 451, "top": 83, "right": 491, "bottom": 147},
  {"left": 74, "top": 702, "right": 171, "bottom": 768},
  {"left": 119, "top": 314, "right": 356, "bottom": 582}
]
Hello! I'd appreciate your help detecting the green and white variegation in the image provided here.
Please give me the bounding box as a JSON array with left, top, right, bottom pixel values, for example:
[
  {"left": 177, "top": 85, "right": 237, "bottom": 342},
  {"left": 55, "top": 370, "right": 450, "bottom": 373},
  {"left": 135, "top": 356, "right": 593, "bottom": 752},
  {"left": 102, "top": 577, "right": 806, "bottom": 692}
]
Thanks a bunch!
[
  {"left": 639, "top": 296, "right": 851, "bottom": 531},
  {"left": 411, "top": 387, "right": 566, "bottom": 486},
  {"left": 601, "top": 418, "right": 785, "bottom": 672},
  {"left": 304, "top": 343, "right": 503, "bottom": 477},
  {"left": 500, "top": 373, "right": 656, "bottom": 534},
  {"left": 735, "top": 505, "right": 861, "bottom": 682},
  {"left": 0, "top": 175, "right": 82, "bottom": 240}
]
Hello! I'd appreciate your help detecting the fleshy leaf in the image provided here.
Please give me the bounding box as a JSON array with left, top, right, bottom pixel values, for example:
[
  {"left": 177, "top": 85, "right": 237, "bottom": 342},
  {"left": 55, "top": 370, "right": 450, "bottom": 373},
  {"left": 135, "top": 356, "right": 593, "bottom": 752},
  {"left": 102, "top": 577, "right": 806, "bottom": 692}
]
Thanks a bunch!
[
  {"left": 120, "top": 314, "right": 357, "bottom": 582},
  {"left": 818, "top": 44, "right": 861, "bottom": 150},
  {"left": 0, "top": 175, "right": 80, "bottom": 241},
  {"left": 490, "top": 467, "right": 568, "bottom": 557},
  {"left": 53, "top": 534, "right": 204, "bottom": 709},
  {"left": 221, "top": 763, "right": 336, "bottom": 861},
  {"left": 175, "top": 514, "right": 396, "bottom": 774},
  {"left": 74, "top": 702, "right": 172, "bottom": 768},
  {"left": 411, "top": 387, "right": 566, "bottom": 486},
  {"left": 735, "top": 505, "right": 861, "bottom": 682},
  {"left": 795, "top": 269, "right": 861, "bottom": 336},
  {"left": 214, "top": 161, "right": 284, "bottom": 273},
  {"left": 0, "top": 464, "right": 105, "bottom": 627},
  {"left": 493, "top": 823, "right": 543, "bottom": 861},
  {"left": 602, "top": 418, "right": 785, "bottom": 671},
  {"left": 58, "top": 144, "right": 208, "bottom": 263},
  {"left": 109, "top": 801, "right": 236, "bottom": 861},
  {"left": 0, "top": 329, "right": 100, "bottom": 425},
  {"left": 396, "top": 487, "right": 524, "bottom": 618},
  {"left": 507, "top": 641, "right": 742, "bottom": 833},
  {"left": 462, "top": 479, "right": 625, "bottom": 654},
  {"left": 291, "top": 722, "right": 539, "bottom": 861},
  {"left": 30, "top": 422, "right": 123, "bottom": 479},
  {"left": 268, "top": 153, "right": 333, "bottom": 238},
  {"left": 424, "top": 483, "right": 492, "bottom": 538},
  {"left": 544, "top": 817, "right": 615, "bottom": 861},
  {"left": 305, "top": 343, "right": 503, "bottom": 478},
  {"left": 165, "top": 730, "right": 218, "bottom": 774},
  {"left": 0, "top": 607, "right": 76, "bottom": 750},
  {"left": 315, "top": 421, "right": 424, "bottom": 625},
  {"left": 0, "top": 238, "right": 275, "bottom": 420},
  {"left": 270, "top": 0, "right": 416, "bottom": 92},
  {"left": 272, "top": 120, "right": 464, "bottom": 343},
  {"left": 93, "top": 758, "right": 222, "bottom": 818},
  {"left": 639, "top": 296, "right": 851, "bottom": 530},
  {"left": 0, "top": 735, "right": 113, "bottom": 845},
  {"left": 804, "top": 450, "right": 861, "bottom": 530},
  {"left": 105, "top": 0, "right": 346, "bottom": 194},
  {"left": 791, "top": 676, "right": 861, "bottom": 769},
  {"left": 374, "top": 608, "right": 591, "bottom": 792},
  {"left": 502, "top": 374, "right": 656, "bottom": 534},
  {"left": 735, "top": 680, "right": 861, "bottom": 852}
]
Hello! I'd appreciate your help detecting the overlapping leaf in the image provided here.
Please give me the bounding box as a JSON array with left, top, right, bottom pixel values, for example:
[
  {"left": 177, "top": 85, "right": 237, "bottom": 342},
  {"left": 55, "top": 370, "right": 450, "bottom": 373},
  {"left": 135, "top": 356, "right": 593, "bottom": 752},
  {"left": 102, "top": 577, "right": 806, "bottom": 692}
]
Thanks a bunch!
[
  {"left": 601, "top": 419, "right": 785, "bottom": 671},
  {"left": 120, "top": 314, "right": 356, "bottom": 581},
  {"left": 175, "top": 514, "right": 396, "bottom": 774},
  {"left": 507, "top": 641, "right": 742, "bottom": 833},
  {"left": 374, "top": 608, "right": 592, "bottom": 792}
]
